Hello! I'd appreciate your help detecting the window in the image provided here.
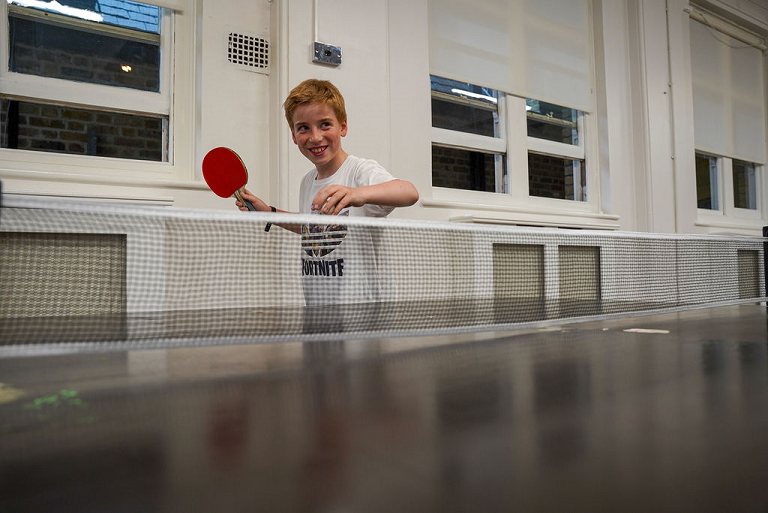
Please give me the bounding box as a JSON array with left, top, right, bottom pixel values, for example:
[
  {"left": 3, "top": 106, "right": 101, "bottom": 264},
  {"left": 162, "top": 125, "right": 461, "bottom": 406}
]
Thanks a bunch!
[
  {"left": 526, "top": 100, "right": 579, "bottom": 145},
  {"left": 733, "top": 160, "right": 757, "bottom": 210},
  {"left": 526, "top": 99, "right": 586, "bottom": 201},
  {"left": 694, "top": 152, "right": 762, "bottom": 218},
  {"left": 430, "top": 76, "right": 589, "bottom": 203},
  {"left": 8, "top": 1, "right": 161, "bottom": 90},
  {"left": 690, "top": 11, "right": 765, "bottom": 225},
  {"left": 431, "top": 76, "right": 507, "bottom": 194},
  {"left": 695, "top": 153, "right": 719, "bottom": 210},
  {"left": 427, "top": 0, "right": 600, "bottom": 220},
  {"left": 431, "top": 78, "right": 500, "bottom": 137},
  {"left": 1, "top": 0, "right": 174, "bottom": 162}
]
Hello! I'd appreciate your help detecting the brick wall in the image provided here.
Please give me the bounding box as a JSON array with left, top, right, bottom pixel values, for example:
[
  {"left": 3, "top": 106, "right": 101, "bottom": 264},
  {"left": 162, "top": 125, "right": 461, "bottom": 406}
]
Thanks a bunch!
[
  {"left": 10, "top": 16, "right": 160, "bottom": 92},
  {"left": 528, "top": 153, "right": 579, "bottom": 200},
  {"left": 431, "top": 98, "right": 496, "bottom": 137},
  {"left": 1, "top": 99, "right": 165, "bottom": 161},
  {"left": 2, "top": 13, "right": 165, "bottom": 160},
  {"left": 431, "top": 146, "right": 588, "bottom": 200},
  {"left": 432, "top": 146, "right": 497, "bottom": 192},
  {"left": 733, "top": 165, "right": 752, "bottom": 209}
]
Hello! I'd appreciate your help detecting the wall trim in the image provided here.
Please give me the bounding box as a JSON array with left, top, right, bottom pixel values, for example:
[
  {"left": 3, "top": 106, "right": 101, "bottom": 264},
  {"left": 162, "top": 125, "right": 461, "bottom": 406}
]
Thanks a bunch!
[{"left": 0, "top": 168, "right": 209, "bottom": 191}]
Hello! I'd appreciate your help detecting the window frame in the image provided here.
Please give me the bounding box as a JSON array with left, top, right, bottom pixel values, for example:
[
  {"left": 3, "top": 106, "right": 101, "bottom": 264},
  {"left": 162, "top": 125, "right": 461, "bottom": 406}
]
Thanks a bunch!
[
  {"left": 732, "top": 159, "right": 760, "bottom": 214},
  {"left": 695, "top": 152, "right": 722, "bottom": 213},
  {"left": 2, "top": 3, "right": 171, "bottom": 113},
  {"left": 0, "top": 0, "right": 195, "bottom": 180},
  {"left": 695, "top": 153, "right": 763, "bottom": 224},
  {"left": 430, "top": 82, "right": 600, "bottom": 216},
  {"left": 526, "top": 100, "right": 587, "bottom": 202},
  {"left": 687, "top": 4, "right": 767, "bottom": 232},
  {"left": 430, "top": 79, "right": 509, "bottom": 194}
]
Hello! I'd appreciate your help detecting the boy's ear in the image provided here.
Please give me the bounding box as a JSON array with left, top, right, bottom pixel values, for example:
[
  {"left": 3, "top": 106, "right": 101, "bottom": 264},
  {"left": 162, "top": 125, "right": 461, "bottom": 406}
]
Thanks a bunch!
[
  {"left": 290, "top": 130, "right": 297, "bottom": 145},
  {"left": 340, "top": 119, "right": 348, "bottom": 137}
]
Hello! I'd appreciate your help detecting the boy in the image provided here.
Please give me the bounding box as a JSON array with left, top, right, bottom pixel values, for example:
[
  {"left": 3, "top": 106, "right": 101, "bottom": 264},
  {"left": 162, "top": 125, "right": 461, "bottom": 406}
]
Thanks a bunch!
[{"left": 237, "top": 79, "right": 419, "bottom": 304}]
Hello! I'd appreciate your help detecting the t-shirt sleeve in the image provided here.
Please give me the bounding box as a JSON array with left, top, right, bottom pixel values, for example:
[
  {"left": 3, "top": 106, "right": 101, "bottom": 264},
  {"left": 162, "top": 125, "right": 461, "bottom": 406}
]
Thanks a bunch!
[{"left": 353, "top": 158, "right": 397, "bottom": 217}]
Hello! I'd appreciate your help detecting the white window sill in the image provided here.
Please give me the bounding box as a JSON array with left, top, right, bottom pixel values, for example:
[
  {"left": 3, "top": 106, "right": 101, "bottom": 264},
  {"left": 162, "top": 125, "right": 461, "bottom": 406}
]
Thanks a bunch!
[
  {"left": 0, "top": 167, "right": 206, "bottom": 191},
  {"left": 694, "top": 219, "right": 765, "bottom": 235},
  {"left": 696, "top": 208, "right": 765, "bottom": 235},
  {"left": 4, "top": 191, "right": 176, "bottom": 207},
  {"left": 421, "top": 198, "right": 620, "bottom": 230}
]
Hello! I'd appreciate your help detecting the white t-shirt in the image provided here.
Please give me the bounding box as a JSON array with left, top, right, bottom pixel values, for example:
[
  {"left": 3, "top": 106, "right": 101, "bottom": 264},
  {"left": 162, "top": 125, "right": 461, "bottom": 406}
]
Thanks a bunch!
[{"left": 299, "top": 155, "right": 396, "bottom": 305}]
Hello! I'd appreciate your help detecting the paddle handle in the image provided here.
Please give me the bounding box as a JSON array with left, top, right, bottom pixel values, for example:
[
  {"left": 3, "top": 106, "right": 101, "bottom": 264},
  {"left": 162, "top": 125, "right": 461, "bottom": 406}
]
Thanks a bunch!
[
  {"left": 234, "top": 189, "right": 272, "bottom": 232},
  {"left": 233, "top": 189, "right": 255, "bottom": 211}
]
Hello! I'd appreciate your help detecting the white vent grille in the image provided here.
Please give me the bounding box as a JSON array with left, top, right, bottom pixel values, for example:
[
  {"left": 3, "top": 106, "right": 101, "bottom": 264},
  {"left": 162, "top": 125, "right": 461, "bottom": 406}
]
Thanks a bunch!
[{"left": 228, "top": 32, "right": 269, "bottom": 73}]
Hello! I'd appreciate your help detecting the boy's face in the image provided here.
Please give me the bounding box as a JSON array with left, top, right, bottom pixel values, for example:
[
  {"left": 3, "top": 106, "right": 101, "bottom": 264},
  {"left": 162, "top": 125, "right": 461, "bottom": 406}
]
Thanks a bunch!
[{"left": 290, "top": 102, "right": 348, "bottom": 176}]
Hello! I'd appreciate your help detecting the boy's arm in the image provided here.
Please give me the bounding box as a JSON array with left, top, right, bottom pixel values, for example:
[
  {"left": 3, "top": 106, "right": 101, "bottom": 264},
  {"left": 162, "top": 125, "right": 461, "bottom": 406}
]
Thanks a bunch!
[
  {"left": 237, "top": 188, "right": 302, "bottom": 234},
  {"left": 313, "top": 180, "right": 419, "bottom": 215}
]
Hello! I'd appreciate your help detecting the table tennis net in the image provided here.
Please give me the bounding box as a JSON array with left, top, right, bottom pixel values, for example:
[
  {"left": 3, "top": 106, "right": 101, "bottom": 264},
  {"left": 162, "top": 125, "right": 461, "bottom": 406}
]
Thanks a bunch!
[{"left": 1, "top": 198, "right": 765, "bottom": 352}]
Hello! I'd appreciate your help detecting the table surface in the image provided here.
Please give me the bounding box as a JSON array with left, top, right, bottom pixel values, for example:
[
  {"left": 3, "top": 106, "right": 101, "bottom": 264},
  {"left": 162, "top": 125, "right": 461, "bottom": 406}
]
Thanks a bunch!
[{"left": 2, "top": 303, "right": 768, "bottom": 512}]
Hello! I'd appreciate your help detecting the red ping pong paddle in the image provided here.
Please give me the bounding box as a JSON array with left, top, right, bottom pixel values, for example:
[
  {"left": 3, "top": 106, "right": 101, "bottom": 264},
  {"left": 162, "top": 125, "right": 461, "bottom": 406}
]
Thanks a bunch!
[{"left": 203, "top": 147, "right": 272, "bottom": 231}]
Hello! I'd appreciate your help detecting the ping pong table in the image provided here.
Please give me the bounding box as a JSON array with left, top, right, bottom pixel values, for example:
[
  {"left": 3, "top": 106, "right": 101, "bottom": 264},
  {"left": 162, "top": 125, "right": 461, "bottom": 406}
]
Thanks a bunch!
[{"left": 2, "top": 303, "right": 767, "bottom": 512}]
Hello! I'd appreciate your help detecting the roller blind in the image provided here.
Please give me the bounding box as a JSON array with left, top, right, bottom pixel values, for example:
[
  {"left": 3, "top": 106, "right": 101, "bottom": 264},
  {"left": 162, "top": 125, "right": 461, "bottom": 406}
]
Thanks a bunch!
[
  {"left": 690, "top": 19, "right": 766, "bottom": 164},
  {"left": 428, "top": 0, "right": 593, "bottom": 113}
]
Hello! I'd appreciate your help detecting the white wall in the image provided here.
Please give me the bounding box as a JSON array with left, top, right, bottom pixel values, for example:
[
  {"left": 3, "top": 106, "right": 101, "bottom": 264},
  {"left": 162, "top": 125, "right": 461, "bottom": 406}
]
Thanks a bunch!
[
  {"left": 267, "top": 0, "right": 432, "bottom": 220},
  {"left": 197, "top": 0, "right": 272, "bottom": 210},
  {"left": 230, "top": 0, "right": 768, "bottom": 234},
  {"left": 278, "top": 0, "right": 393, "bottom": 212},
  {"left": 1, "top": 0, "right": 767, "bottom": 235},
  {"left": 640, "top": 0, "right": 768, "bottom": 235},
  {"left": 0, "top": 0, "right": 271, "bottom": 211}
]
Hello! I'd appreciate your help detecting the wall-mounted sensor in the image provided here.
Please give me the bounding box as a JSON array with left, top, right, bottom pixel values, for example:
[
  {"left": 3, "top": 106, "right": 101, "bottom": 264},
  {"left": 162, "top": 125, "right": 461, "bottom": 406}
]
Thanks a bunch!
[{"left": 313, "top": 42, "right": 342, "bottom": 66}]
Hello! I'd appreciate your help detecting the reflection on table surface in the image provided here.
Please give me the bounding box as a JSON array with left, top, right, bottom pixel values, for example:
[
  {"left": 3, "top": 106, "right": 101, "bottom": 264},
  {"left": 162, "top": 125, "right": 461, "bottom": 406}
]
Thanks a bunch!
[{"left": 2, "top": 304, "right": 768, "bottom": 512}]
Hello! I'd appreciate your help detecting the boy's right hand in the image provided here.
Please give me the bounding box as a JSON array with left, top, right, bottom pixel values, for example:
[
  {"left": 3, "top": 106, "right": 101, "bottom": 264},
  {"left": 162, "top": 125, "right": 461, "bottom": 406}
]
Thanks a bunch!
[{"left": 235, "top": 188, "right": 270, "bottom": 212}]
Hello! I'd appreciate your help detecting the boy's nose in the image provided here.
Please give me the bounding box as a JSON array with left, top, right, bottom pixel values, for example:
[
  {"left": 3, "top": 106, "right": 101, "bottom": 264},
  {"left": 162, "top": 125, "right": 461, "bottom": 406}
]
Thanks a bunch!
[{"left": 308, "top": 128, "right": 322, "bottom": 143}]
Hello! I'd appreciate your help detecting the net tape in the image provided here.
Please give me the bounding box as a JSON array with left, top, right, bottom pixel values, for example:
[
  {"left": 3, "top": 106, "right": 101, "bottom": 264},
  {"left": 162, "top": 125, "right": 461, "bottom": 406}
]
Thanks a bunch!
[{"left": 1, "top": 197, "right": 765, "bottom": 354}]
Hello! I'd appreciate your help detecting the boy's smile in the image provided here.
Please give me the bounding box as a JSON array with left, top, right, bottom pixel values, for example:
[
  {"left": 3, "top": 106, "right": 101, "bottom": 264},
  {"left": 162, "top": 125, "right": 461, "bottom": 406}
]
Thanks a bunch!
[{"left": 291, "top": 102, "right": 348, "bottom": 178}]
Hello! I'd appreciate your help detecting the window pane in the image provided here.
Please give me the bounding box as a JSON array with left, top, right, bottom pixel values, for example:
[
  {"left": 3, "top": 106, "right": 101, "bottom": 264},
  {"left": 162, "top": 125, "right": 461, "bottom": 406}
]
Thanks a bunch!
[
  {"left": 695, "top": 153, "right": 719, "bottom": 210},
  {"left": 528, "top": 153, "right": 586, "bottom": 201},
  {"left": 8, "top": 0, "right": 161, "bottom": 92},
  {"left": 433, "top": 145, "right": 506, "bottom": 193},
  {"left": 1, "top": 98, "right": 167, "bottom": 161},
  {"left": 431, "top": 76, "right": 500, "bottom": 138},
  {"left": 526, "top": 99, "right": 579, "bottom": 145},
  {"left": 733, "top": 160, "right": 757, "bottom": 210}
]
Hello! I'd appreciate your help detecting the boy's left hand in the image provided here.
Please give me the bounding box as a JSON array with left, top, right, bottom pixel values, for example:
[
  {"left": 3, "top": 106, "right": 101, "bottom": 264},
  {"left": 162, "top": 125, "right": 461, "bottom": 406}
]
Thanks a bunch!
[{"left": 312, "top": 185, "right": 365, "bottom": 215}]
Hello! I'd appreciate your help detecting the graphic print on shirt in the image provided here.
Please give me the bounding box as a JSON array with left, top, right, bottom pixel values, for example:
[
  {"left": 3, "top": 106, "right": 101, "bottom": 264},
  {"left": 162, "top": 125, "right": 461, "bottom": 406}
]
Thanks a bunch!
[{"left": 301, "top": 210, "right": 349, "bottom": 257}]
